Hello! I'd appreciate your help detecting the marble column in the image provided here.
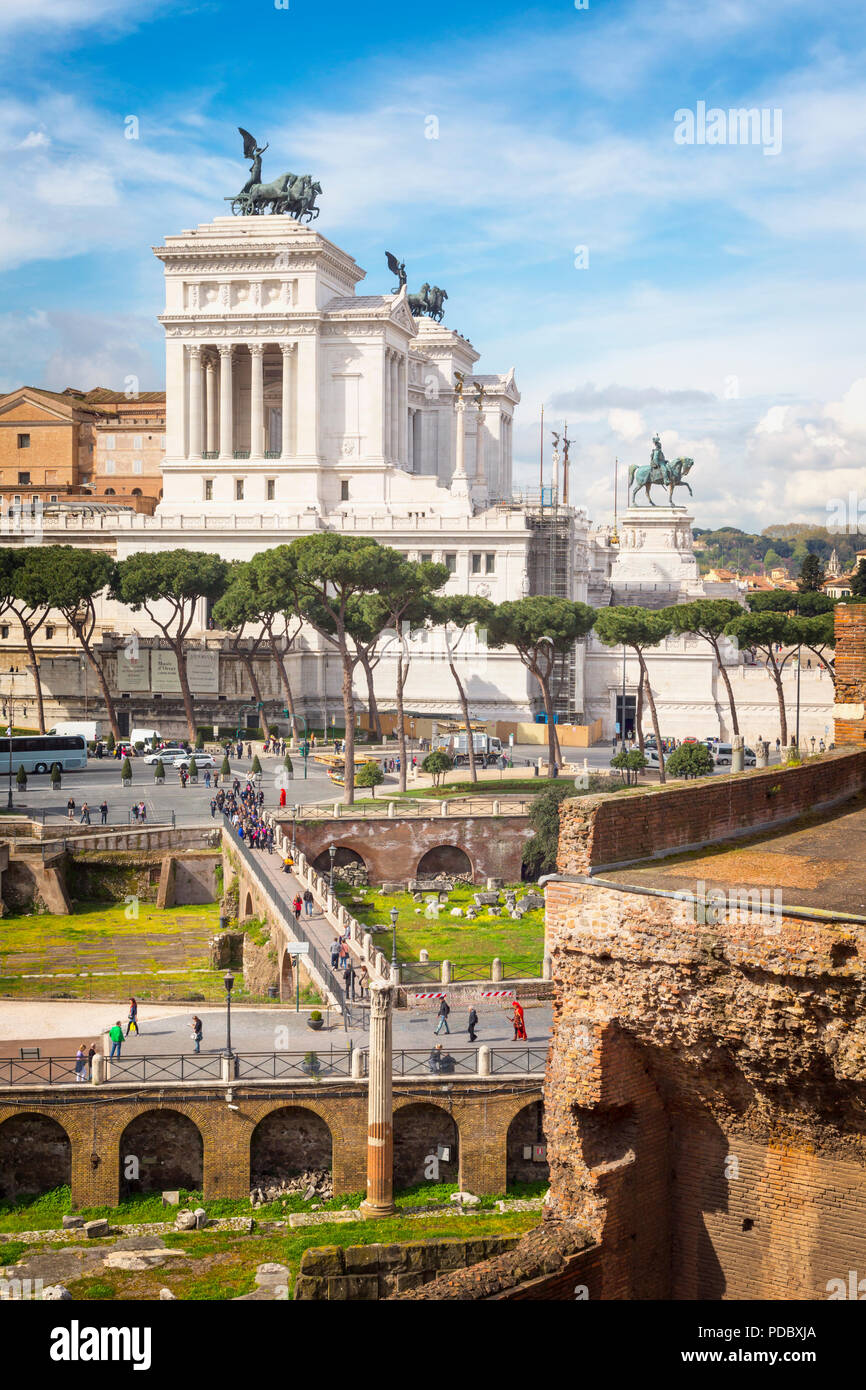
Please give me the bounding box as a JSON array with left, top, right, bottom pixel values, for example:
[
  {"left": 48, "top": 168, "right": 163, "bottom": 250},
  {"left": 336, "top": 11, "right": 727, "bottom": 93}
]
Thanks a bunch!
[
  {"left": 451, "top": 399, "right": 470, "bottom": 499},
  {"left": 250, "top": 343, "right": 264, "bottom": 457},
  {"left": 390, "top": 355, "right": 399, "bottom": 460},
  {"left": 474, "top": 407, "right": 485, "bottom": 483},
  {"left": 280, "top": 343, "right": 293, "bottom": 458},
  {"left": 219, "top": 346, "right": 233, "bottom": 459},
  {"left": 360, "top": 981, "right": 396, "bottom": 1218},
  {"left": 205, "top": 357, "right": 217, "bottom": 454},
  {"left": 382, "top": 350, "right": 390, "bottom": 459},
  {"left": 399, "top": 356, "right": 408, "bottom": 466},
  {"left": 188, "top": 346, "right": 202, "bottom": 460}
]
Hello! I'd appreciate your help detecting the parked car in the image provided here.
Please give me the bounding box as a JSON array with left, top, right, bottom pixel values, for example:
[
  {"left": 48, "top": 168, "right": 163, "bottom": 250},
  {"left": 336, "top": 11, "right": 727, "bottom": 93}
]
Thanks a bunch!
[
  {"left": 172, "top": 752, "right": 217, "bottom": 770},
  {"left": 144, "top": 746, "right": 187, "bottom": 765},
  {"left": 713, "top": 743, "right": 734, "bottom": 765}
]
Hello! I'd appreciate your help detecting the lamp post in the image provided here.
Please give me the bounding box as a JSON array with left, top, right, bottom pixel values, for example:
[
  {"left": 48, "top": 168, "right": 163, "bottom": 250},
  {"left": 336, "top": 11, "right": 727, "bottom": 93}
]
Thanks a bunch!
[
  {"left": 223, "top": 970, "right": 235, "bottom": 1058},
  {"left": 4, "top": 674, "right": 14, "bottom": 810},
  {"left": 328, "top": 843, "right": 336, "bottom": 892},
  {"left": 389, "top": 905, "right": 399, "bottom": 970}
]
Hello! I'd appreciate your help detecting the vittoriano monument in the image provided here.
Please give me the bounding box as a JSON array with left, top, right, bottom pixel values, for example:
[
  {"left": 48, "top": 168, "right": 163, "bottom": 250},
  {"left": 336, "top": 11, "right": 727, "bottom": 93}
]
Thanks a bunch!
[
  {"left": 385, "top": 251, "right": 448, "bottom": 321},
  {"left": 628, "top": 433, "right": 695, "bottom": 506},
  {"left": 226, "top": 128, "right": 322, "bottom": 220}
]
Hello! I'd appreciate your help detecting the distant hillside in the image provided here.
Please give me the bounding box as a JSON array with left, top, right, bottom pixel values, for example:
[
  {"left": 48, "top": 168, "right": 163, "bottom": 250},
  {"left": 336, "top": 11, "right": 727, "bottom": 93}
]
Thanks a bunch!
[{"left": 692, "top": 524, "right": 864, "bottom": 577}]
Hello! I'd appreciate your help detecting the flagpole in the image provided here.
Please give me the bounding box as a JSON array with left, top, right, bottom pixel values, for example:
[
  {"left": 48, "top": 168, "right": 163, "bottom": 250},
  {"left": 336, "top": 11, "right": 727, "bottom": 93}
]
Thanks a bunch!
[{"left": 539, "top": 404, "right": 544, "bottom": 508}]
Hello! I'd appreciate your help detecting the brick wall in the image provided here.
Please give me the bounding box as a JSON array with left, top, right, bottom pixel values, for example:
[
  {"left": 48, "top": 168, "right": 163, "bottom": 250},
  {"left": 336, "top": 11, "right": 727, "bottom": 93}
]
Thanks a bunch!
[
  {"left": 287, "top": 814, "right": 532, "bottom": 886},
  {"left": 557, "top": 749, "right": 866, "bottom": 874},
  {"left": 296, "top": 1235, "right": 520, "bottom": 1299},
  {"left": 834, "top": 604, "right": 866, "bottom": 745}
]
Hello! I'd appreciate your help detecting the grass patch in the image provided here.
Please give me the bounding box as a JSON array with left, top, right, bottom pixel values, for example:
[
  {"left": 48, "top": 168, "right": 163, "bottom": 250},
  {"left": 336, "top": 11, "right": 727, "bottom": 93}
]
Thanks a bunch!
[{"left": 333, "top": 881, "right": 545, "bottom": 977}]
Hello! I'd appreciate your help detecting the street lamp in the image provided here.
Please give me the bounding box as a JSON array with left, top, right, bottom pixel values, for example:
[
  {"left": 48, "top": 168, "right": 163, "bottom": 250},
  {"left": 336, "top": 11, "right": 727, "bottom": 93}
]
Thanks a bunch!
[
  {"left": 4, "top": 675, "right": 14, "bottom": 810},
  {"left": 390, "top": 905, "right": 399, "bottom": 969},
  {"left": 328, "top": 843, "right": 336, "bottom": 891},
  {"left": 223, "top": 970, "right": 235, "bottom": 1058}
]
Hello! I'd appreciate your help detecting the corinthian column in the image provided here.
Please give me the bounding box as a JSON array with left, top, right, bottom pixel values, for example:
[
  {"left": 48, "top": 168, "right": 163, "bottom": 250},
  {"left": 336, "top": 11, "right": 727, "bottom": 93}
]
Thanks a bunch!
[
  {"left": 219, "top": 346, "right": 234, "bottom": 460},
  {"left": 474, "top": 408, "right": 485, "bottom": 482},
  {"left": 250, "top": 343, "right": 264, "bottom": 458},
  {"left": 360, "top": 981, "right": 396, "bottom": 1218},
  {"left": 188, "top": 346, "right": 202, "bottom": 459},
  {"left": 280, "top": 342, "right": 294, "bottom": 458},
  {"left": 390, "top": 355, "right": 399, "bottom": 460},
  {"left": 205, "top": 357, "right": 217, "bottom": 454}
]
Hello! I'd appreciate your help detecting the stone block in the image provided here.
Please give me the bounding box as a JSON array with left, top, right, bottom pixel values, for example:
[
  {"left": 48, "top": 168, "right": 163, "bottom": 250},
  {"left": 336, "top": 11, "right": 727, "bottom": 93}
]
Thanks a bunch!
[
  {"left": 175, "top": 1211, "right": 197, "bottom": 1231},
  {"left": 40, "top": 1285, "right": 71, "bottom": 1300},
  {"left": 400, "top": 1242, "right": 429, "bottom": 1272},
  {"left": 301, "top": 1245, "right": 344, "bottom": 1276},
  {"left": 293, "top": 1275, "right": 321, "bottom": 1300},
  {"left": 376, "top": 1243, "right": 406, "bottom": 1270},
  {"left": 194, "top": 1207, "right": 207, "bottom": 1230},
  {"left": 61, "top": 1215, "right": 84, "bottom": 1230},
  {"left": 159, "top": 1288, "right": 177, "bottom": 1300},
  {"left": 433, "top": 1242, "right": 467, "bottom": 1271},
  {"left": 343, "top": 1245, "right": 381, "bottom": 1273},
  {"left": 161, "top": 1190, "right": 181, "bottom": 1207},
  {"left": 327, "top": 1276, "right": 350, "bottom": 1300},
  {"left": 255, "top": 1262, "right": 291, "bottom": 1286},
  {"left": 84, "top": 1219, "right": 109, "bottom": 1239},
  {"left": 395, "top": 1271, "right": 425, "bottom": 1292},
  {"left": 345, "top": 1275, "right": 379, "bottom": 1300}
]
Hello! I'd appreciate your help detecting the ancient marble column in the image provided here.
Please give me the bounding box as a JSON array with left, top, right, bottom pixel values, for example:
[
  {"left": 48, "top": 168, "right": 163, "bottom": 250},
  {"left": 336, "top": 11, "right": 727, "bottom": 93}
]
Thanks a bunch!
[
  {"left": 360, "top": 980, "right": 396, "bottom": 1218},
  {"left": 188, "top": 346, "right": 202, "bottom": 460},
  {"left": 219, "top": 346, "right": 234, "bottom": 459},
  {"left": 399, "top": 356, "right": 408, "bottom": 466},
  {"left": 391, "top": 354, "right": 399, "bottom": 460},
  {"left": 250, "top": 343, "right": 264, "bottom": 457},
  {"left": 205, "top": 357, "right": 217, "bottom": 454},
  {"left": 474, "top": 408, "right": 485, "bottom": 483},
  {"left": 382, "top": 350, "right": 391, "bottom": 459},
  {"left": 280, "top": 343, "right": 293, "bottom": 458},
  {"left": 451, "top": 398, "right": 469, "bottom": 499}
]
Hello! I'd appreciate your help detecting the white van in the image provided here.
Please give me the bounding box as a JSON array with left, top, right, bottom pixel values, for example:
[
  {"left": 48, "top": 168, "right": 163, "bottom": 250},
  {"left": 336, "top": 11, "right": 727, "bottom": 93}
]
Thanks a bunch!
[
  {"left": 50, "top": 720, "right": 102, "bottom": 742},
  {"left": 130, "top": 728, "right": 161, "bottom": 749}
]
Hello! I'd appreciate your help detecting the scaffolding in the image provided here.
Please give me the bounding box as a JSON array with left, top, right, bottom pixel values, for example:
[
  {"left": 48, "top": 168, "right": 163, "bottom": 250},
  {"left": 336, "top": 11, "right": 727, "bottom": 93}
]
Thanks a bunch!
[{"left": 495, "top": 490, "right": 578, "bottom": 722}]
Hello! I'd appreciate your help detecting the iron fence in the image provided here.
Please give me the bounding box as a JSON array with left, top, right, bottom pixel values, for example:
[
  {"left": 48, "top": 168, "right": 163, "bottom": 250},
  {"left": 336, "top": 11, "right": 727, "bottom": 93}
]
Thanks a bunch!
[
  {"left": 236, "top": 1049, "right": 354, "bottom": 1080},
  {"left": 488, "top": 1046, "right": 548, "bottom": 1075},
  {"left": 399, "top": 962, "right": 443, "bottom": 984},
  {"left": 103, "top": 1053, "right": 223, "bottom": 1083},
  {"left": 393, "top": 1047, "right": 479, "bottom": 1077},
  {"left": 0, "top": 1056, "right": 81, "bottom": 1086}
]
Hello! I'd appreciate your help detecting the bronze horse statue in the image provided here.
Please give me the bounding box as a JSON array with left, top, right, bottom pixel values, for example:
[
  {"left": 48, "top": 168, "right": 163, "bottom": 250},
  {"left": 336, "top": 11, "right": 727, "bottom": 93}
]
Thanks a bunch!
[{"left": 628, "top": 456, "right": 694, "bottom": 506}]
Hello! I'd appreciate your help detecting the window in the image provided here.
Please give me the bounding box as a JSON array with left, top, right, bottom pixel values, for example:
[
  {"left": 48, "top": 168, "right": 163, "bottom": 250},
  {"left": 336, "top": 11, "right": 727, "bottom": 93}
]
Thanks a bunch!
[
  {"left": 17, "top": 472, "right": 30, "bottom": 485},
  {"left": 105, "top": 458, "right": 115, "bottom": 474},
  {"left": 204, "top": 478, "right": 213, "bottom": 501},
  {"left": 444, "top": 552, "right": 457, "bottom": 573},
  {"left": 133, "top": 436, "right": 142, "bottom": 450},
  {"left": 104, "top": 488, "right": 116, "bottom": 496},
  {"left": 340, "top": 479, "right": 349, "bottom": 501},
  {"left": 485, "top": 552, "right": 495, "bottom": 574},
  {"left": 0, "top": 627, "right": 8, "bottom": 640},
  {"left": 471, "top": 553, "right": 482, "bottom": 575},
  {"left": 236, "top": 478, "right": 244, "bottom": 501},
  {"left": 103, "top": 435, "right": 115, "bottom": 450},
  {"left": 420, "top": 552, "right": 432, "bottom": 563},
  {"left": 266, "top": 479, "right": 276, "bottom": 501},
  {"left": 132, "top": 459, "right": 143, "bottom": 475},
  {"left": 131, "top": 488, "right": 142, "bottom": 497},
  {"left": 45, "top": 626, "right": 54, "bottom": 640},
  {"left": 49, "top": 495, "right": 58, "bottom": 503},
  {"left": 12, "top": 496, "right": 20, "bottom": 506},
  {"left": 16, "top": 434, "right": 29, "bottom": 449}
]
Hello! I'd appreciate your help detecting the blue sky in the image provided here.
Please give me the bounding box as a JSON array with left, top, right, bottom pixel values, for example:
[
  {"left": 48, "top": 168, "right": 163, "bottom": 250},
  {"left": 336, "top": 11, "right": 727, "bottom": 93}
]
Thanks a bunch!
[{"left": 2, "top": 0, "right": 866, "bottom": 533}]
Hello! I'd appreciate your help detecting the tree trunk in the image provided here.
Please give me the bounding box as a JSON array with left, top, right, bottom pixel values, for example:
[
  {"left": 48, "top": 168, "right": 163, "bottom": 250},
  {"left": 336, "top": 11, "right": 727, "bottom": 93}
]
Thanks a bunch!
[
  {"left": 710, "top": 635, "right": 739, "bottom": 736},
  {"left": 239, "top": 649, "right": 266, "bottom": 721},
  {"left": 636, "top": 673, "right": 645, "bottom": 753},
  {"left": 20, "top": 621, "right": 46, "bottom": 734},
  {"left": 539, "top": 676, "right": 558, "bottom": 774},
  {"left": 358, "top": 648, "right": 382, "bottom": 741},
  {"left": 767, "top": 650, "right": 788, "bottom": 745},
  {"left": 448, "top": 657, "right": 478, "bottom": 784},
  {"left": 79, "top": 638, "right": 121, "bottom": 742},
  {"left": 639, "top": 654, "right": 665, "bottom": 783},
  {"left": 340, "top": 645, "right": 357, "bottom": 806},
  {"left": 267, "top": 626, "right": 298, "bottom": 739},
  {"left": 395, "top": 652, "right": 409, "bottom": 793},
  {"left": 171, "top": 641, "right": 198, "bottom": 743},
  {"left": 805, "top": 645, "right": 836, "bottom": 688}
]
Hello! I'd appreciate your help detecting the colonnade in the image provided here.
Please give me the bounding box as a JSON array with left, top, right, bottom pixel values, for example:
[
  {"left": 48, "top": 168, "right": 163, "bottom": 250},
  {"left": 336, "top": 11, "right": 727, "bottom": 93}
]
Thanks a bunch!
[{"left": 185, "top": 342, "right": 296, "bottom": 461}]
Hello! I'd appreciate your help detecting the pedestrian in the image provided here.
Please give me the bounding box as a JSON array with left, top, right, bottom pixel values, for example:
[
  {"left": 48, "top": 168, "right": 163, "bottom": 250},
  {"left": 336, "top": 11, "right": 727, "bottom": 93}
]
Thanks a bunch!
[
  {"left": 108, "top": 1020, "right": 124, "bottom": 1059},
  {"left": 292, "top": 893, "right": 302, "bottom": 923},
  {"left": 131, "top": 803, "right": 140, "bottom": 823},
  {"left": 126, "top": 997, "right": 139, "bottom": 1036},
  {"left": 66, "top": 797, "right": 75, "bottom": 821},
  {"left": 74, "top": 1044, "right": 87, "bottom": 1082},
  {"left": 338, "top": 939, "right": 349, "bottom": 968},
  {"left": 303, "top": 887, "right": 313, "bottom": 916},
  {"left": 210, "top": 798, "right": 217, "bottom": 819},
  {"left": 246, "top": 742, "right": 252, "bottom": 759},
  {"left": 512, "top": 998, "right": 527, "bottom": 1041},
  {"left": 282, "top": 852, "right": 293, "bottom": 873},
  {"left": 191, "top": 1015, "right": 203, "bottom": 1054},
  {"left": 434, "top": 996, "right": 451, "bottom": 1035},
  {"left": 344, "top": 960, "right": 355, "bottom": 1000},
  {"left": 467, "top": 1006, "right": 478, "bottom": 1043},
  {"left": 357, "top": 964, "right": 369, "bottom": 998},
  {"left": 279, "top": 786, "right": 287, "bottom": 808},
  {"left": 79, "top": 801, "right": 90, "bottom": 825},
  {"left": 87, "top": 1042, "right": 97, "bottom": 1080},
  {"left": 330, "top": 937, "right": 341, "bottom": 969},
  {"left": 204, "top": 769, "right": 211, "bottom": 788},
  {"left": 139, "top": 801, "right": 147, "bottom": 823},
  {"left": 99, "top": 800, "right": 108, "bottom": 825}
]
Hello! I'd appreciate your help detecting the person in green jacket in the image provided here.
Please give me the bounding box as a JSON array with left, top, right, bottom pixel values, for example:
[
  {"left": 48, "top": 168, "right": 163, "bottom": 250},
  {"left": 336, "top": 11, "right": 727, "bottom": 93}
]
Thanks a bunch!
[{"left": 108, "top": 1021, "right": 124, "bottom": 1059}]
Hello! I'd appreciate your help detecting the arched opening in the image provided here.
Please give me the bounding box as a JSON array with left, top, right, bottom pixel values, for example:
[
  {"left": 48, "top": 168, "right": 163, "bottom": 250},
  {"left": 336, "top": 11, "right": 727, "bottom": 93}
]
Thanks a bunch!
[
  {"left": 506, "top": 1100, "right": 549, "bottom": 1185},
  {"left": 0, "top": 1113, "right": 71, "bottom": 1201},
  {"left": 311, "top": 846, "right": 367, "bottom": 882},
  {"left": 119, "top": 1110, "right": 203, "bottom": 1196},
  {"left": 250, "top": 1107, "right": 332, "bottom": 1185},
  {"left": 104, "top": 487, "right": 116, "bottom": 496},
  {"left": 393, "top": 1103, "right": 459, "bottom": 1189},
  {"left": 417, "top": 845, "right": 473, "bottom": 880},
  {"left": 280, "top": 949, "right": 293, "bottom": 1001},
  {"left": 243, "top": 890, "right": 254, "bottom": 919},
  {"left": 131, "top": 488, "right": 142, "bottom": 497}
]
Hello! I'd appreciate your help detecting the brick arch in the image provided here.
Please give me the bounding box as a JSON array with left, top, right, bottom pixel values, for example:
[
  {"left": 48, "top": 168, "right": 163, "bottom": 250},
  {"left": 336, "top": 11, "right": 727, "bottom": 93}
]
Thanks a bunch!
[
  {"left": 417, "top": 845, "right": 473, "bottom": 879},
  {"left": 311, "top": 845, "right": 368, "bottom": 876},
  {"left": 506, "top": 1099, "right": 549, "bottom": 1184},
  {"left": 243, "top": 889, "right": 254, "bottom": 919},
  {"left": 0, "top": 1112, "right": 72, "bottom": 1201},
  {"left": 250, "top": 1105, "right": 333, "bottom": 1182},
  {"left": 119, "top": 1108, "right": 204, "bottom": 1196},
  {"left": 393, "top": 1100, "right": 460, "bottom": 1188}
]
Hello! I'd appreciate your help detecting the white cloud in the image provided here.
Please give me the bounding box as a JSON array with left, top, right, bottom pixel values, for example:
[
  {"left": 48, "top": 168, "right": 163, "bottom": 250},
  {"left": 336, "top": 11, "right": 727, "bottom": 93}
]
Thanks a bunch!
[{"left": 608, "top": 409, "right": 645, "bottom": 442}]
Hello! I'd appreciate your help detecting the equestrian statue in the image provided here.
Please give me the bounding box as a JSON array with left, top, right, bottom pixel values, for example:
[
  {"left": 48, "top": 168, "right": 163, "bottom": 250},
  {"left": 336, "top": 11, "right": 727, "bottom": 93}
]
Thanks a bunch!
[
  {"left": 227, "top": 128, "right": 322, "bottom": 221},
  {"left": 628, "top": 433, "right": 695, "bottom": 506}
]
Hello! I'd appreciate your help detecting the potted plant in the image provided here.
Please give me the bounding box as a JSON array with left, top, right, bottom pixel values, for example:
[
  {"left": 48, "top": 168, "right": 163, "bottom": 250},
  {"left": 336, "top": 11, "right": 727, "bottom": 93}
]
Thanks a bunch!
[
  {"left": 301, "top": 1050, "right": 321, "bottom": 1075},
  {"left": 283, "top": 754, "right": 293, "bottom": 781},
  {"left": 50, "top": 762, "right": 62, "bottom": 790},
  {"left": 306, "top": 1010, "right": 324, "bottom": 1032},
  {"left": 195, "top": 729, "right": 205, "bottom": 751},
  {"left": 154, "top": 758, "right": 165, "bottom": 785},
  {"left": 16, "top": 764, "right": 27, "bottom": 792},
  {"left": 188, "top": 755, "right": 199, "bottom": 784},
  {"left": 120, "top": 755, "right": 132, "bottom": 787},
  {"left": 106, "top": 732, "right": 116, "bottom": 755}
]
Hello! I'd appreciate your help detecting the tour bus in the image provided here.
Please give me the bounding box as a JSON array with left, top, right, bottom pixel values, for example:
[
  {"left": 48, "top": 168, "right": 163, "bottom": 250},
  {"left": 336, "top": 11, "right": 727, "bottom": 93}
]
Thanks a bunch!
[{"left": 0, "top": 733, "right": 88, "bottom": 774}]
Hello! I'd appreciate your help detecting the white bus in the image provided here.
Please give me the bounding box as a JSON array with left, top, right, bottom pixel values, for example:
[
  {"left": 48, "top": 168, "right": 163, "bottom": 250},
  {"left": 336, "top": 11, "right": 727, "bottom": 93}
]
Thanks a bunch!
[{"left": 0, "top": 734, "right": 88, "bottom": 774}]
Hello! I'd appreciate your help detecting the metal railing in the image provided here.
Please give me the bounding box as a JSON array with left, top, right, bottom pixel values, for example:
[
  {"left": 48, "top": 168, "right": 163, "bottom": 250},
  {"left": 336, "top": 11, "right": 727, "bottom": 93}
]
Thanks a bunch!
[
  {"left": 489, "top": 1046, "right": 549, "bottom": 1075},
  {"left": 236, "top": 1049, "right": 353, "bottom": 1080},
  {"left": 393, "top": 1047, "right": 480, "bottom": 1077},
  {"left": 0, "top": 1056, "right": 81, "bottom": 1086},
  {"left": 104, "top": 1053, "right": 223, "bottom": 1083},
  {"left": 283, "top": 797, "right": 532, "bottom": 819},
  {"left": 398, "top": 962, "right": 444, "bottom": 984}
]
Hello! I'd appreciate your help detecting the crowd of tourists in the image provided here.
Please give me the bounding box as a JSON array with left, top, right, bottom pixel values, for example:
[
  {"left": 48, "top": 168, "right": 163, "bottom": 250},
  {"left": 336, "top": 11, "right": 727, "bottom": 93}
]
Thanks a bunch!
[{"left": 215, "top": 781, "right": 274, "bottom": 850}]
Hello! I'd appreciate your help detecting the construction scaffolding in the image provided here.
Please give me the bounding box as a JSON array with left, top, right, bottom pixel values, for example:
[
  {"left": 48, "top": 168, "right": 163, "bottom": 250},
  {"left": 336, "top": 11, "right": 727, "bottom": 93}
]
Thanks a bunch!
[{"left": 495, "top": 489, "right": 579, "bottom": 722}]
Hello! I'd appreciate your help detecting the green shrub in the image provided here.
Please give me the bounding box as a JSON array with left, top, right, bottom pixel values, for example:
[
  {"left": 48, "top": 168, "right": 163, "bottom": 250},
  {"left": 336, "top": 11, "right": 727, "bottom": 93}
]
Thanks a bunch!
[
  {"left": 250, "top": 754, "right": 262, "bottom": 775},
  {"left": 665, "top": 743, "right": 714, "bottom": 779},
  {"left": 195, "top": 730, "right": 205, "bottom": 751},
  {"left": 50, "top": 762, "right": 62, "bottom": 787},
  {"left": 15, "top": 764, "right": 27, "bottom": 790},
  {"left": 188, "top": 756, "right": 198, "bottom": 777},
  {"left": 422, "top": 750, "right": 453, "bottom": 787},
  {"left": 521, "top": 783, "right": 573, "bottom": 877},
  {"left": 283, "top": 754, "right": 294, "bottom": 774},
  {"left": 220, "top": 755, "right": 231, "bottom": 777},
  {"left": 120, "top": 756, "right": 132, "bottom": 782},
  {"left": 154, "top": 759, "right": 165, "bottom": 780},
  {"left": 356, "top": 761, "right": 385, "bottom": 795},
  {"left": 310, "top": 1010, "right": 322, "bottom": 1022}
]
